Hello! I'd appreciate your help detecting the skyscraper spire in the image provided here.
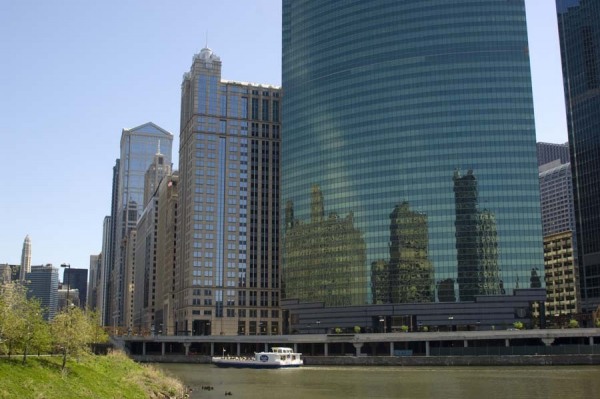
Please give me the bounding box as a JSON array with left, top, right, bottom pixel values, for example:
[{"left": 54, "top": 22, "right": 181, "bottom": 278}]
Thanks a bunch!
[{"left": 19, "top": 235, "right": 32, "bottom": 281}]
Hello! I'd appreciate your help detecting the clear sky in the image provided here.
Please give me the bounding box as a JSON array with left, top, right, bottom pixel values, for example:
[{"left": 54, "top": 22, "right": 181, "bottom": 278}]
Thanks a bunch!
[{"left": 0, "top": 0, "right": 567, "bottom": 279}]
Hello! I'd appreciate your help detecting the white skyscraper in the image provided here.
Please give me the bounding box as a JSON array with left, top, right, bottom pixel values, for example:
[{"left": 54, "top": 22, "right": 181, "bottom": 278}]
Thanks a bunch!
[{"left": 19, "top": 235, "right": 31, "bottom": 281}]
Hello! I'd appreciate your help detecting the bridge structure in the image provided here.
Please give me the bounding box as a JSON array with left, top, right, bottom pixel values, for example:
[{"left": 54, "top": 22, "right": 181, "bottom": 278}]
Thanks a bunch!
[{"left": 119, "top": 328, "right": 600, "bottom": 361}]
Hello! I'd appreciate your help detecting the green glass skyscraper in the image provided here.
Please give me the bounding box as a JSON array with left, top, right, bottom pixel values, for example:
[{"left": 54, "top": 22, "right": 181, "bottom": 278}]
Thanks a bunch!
[{"left": 282, "top": 0, "right": 544, "bottom": 310}]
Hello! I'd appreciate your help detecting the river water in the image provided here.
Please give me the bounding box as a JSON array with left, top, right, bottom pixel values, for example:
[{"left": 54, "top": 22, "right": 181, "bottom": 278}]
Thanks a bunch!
[{"left": 157, "top": 363, "right": 600, "bottom": 399}]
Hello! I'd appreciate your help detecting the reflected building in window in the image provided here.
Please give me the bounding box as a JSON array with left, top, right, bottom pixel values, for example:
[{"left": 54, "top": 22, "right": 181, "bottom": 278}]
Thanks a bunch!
[
  {"left": 372, "top": 202, "right": 433, "bottom": 304},
  {"left": 453, "top": 170, "right": 501, "bottom": 301},
  {"left": 284, "top": 185, "right": 368, "bottom": 306}
]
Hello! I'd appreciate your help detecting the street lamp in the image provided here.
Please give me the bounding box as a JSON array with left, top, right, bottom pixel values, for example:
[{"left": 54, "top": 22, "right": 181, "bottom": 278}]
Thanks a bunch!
[
  {"left": 60, "top": 263, "right": 71, "bottom": 311},
  {"left": 448, "top": 316, "right": 454, "bottom": 332},
  {"left": 316, "top": 320, "right": 321, "bottom": 333},
  {"left": 379, "top": 316, "right": 386, "bottom": 333}
]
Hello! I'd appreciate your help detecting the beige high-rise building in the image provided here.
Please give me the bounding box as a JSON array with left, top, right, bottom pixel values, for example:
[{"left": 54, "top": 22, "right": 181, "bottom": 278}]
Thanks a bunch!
[
  {"left": 544, "top": 231, "right": 580, "bottom": 316},
  {"left": 177, "top": 47, "right": 281, "bottom": 336},
  {"left": 156, "top": 173, "right": 178, "bottom": 335},
  {"left": 19, "top": 235, "right": 31, "bottom": 281}
]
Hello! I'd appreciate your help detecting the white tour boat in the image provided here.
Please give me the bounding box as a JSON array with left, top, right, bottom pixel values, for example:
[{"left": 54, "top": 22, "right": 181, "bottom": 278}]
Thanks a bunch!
[{"left": 212, "top": 347, "right": 303, "bottom": 369}]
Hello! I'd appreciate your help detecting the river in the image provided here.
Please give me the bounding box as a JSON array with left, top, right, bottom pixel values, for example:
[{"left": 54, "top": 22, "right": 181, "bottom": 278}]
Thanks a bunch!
[{"left": 157, "top": 363, "right": 600, "bottom": 399}]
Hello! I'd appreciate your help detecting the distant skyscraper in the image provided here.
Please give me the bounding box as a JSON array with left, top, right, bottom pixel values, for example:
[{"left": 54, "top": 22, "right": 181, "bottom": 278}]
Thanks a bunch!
[
  {"left": 102, "top": 160, "right": 120, "bottom": 326},
  {"left": 110, "top": 123, "right": 173, "bottom": 326},
  {"left": 26, "top": 264, "right": 58, "bottom": 320},
  {"left": 132, "top": 147, "right": 172, "bottom": 332},
  {"left": 19, "top": 235, "right": 31, "bottom": 281},
  {"left": 556, "top": 0, "right": 600, "bottom": 312},
  {"left": 64, "top": 268, "right": 88, "bottom": 309},
  {"left": 178, "top": 47, "right": 281, "bottom": 336},
  {"left": 537, "top": 142, "right": 570, "bottom": 167},
  {"left": 539, "top": 161, "right": 576, "bottom": 236},
  {"left": 282, "top": 0, "right": 543, "bottom": 321},
  {"left": 88, "top": 253, "right": 102, "bottom": 311}
]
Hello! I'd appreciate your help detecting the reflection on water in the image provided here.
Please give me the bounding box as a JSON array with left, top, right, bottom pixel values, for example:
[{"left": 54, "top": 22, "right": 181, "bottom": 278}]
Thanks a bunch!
[{"left": 157, "top": 363, "right": 600, "bottom": 399}]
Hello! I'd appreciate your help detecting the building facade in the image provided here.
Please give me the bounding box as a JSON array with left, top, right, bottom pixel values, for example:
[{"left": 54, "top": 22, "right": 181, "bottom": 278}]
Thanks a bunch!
[
  {"left": 539, "top": 161, "right": 576, "bottom": 237},
  {"left": 282, "top": 0, "right": 544, "bottom": 326},
  {"left": 26, "top": 264, "right": 58, "bottom": 320},
  {"left": 88, "top": 253, "right": 102, "bottom": 311},
  {"left": 556, "top": 0, "right": 600, "bottom": 312},
  {"left": 19, "top": 235, "right": 31, "bottom": 281},
  {"left": 537, "top": 142, "right": 570, "bottom": 167},
  {"left": 156, "top": 173, "right": 178, "bottom": 335},
  {"left": 544, "top": 231, "right": 580, "bottom": 317},
  {"left": 178, "top": 47, "right": 281, "bottom": 335},
  {"left": 63, "top": 267, "right": 88, "bottom": 309},
  {"left": 110, "top": 123, "right": 173, "bottom": 326}
]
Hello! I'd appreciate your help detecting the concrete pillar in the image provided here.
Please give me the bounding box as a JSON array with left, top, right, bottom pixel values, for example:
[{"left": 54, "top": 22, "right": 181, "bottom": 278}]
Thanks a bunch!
[
  {"left": 505, "top": 339, "right": 510, "bottom": 347},
  {"left": 210, "top": 342, "right": 214, "bottom": 356},
  {"left": 161, "top": 342, "right": 165, "bottom": 356},
  {"left": 542, "top": 338, "right": 555, "bottom": 346},
  {"left": 464, "top": 340, "right": 468, "bottom": 348},
  {"left": 237, "top": 342, "right": 241, "bottom": 356},
  {"left": 425, "top": 341, "right": 430, "bottom": 357},
  {"left": 324, "top": 343, "right": 328, "bottom": 356},
  {"left": 294, "top": 343, "right": 298, "bottom": 353},
  {"left": 142, "top": 342, "right": 146, "bottom": 356},
  {"left": 353, "top": 342, "right": 363, "bottom": 356},
  {"left": 590, "top": 337, "right": 594, "bottom": 346},
  {"left": 390, "top": 342, "right": 395, "bottom": 356},
  {"left": 184, "top": 342, "right": 190, "bottom": 356},
  {"left": 265, "top": 342, "right": 269, "bottom": 352}
]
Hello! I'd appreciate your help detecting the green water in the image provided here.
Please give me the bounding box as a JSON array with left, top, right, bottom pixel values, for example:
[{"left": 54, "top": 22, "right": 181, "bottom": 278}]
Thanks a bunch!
[{"left": 157, "top": 364, "right": 600, "bottom": 399}]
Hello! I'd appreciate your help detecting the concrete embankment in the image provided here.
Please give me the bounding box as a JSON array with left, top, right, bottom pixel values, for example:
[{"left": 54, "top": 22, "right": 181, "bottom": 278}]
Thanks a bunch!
[{"left": 132, "top": 354, "right": 600, "bottom": 366}]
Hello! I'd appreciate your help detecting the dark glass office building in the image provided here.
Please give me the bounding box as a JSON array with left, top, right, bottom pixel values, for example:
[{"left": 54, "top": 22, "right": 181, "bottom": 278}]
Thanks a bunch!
[
  {"left": 282, "top": 0, "right": 544, "bottom": 326},
  {"left": 556, "top": 0, "right": 600, "bottom": 312}
]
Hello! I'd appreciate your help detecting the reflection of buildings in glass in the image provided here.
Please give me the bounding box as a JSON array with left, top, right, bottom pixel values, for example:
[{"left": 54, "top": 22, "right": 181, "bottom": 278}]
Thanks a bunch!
[
  {"left": 437, "top": 278, "right": 456, "bottom": 303},
  {"left": 372, "top": 202, "right": 433, "bottom": 304},
  {"left": 453, "top": 170, "right": 501, "bottom": 301},
  {"left": 284, "top": 185, "right": 367, "bottom": 306}
]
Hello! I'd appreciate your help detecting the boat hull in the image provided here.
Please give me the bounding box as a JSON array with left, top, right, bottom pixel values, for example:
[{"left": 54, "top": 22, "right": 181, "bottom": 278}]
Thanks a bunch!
[{"left": 212, "top": 358, "right": 303, "bottom": 369}]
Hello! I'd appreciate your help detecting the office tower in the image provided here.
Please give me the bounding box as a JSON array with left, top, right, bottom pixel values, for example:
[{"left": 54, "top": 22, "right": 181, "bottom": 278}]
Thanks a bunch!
[
  {"left": 537, "top": 142, "right": 570, "bottom": 167},
  {"left": 110, "top": 123, "right": 173, "bottom": 327},
  {"left": 156, "top": 173, "right": 178, "bottom": 335},
  {"left": 88, "top": 253, "right": 102, "bottom": 311},
  {"left": 63, "top": 268, "right": 88, "bottom": 308},
  {"left": 557, "top": 0, "right": 600, "bottom": 312},
  {"left": 102, "top": 161, "right": 120, "bottom": 326},
  {"left": 131, "top": 146, "right": 172, "bottom": 332},
  {"left": 539, "top": 161, "right": 576, "bottom": 237},
  {"left": 178, "top": 47, "right": 281, "bottom": 336},
  {"left": 539, "top": 159, "right": 579, "bottom": 317},
  {"left": 544, "top": 231, "right": 580, "bottom": 317},
  {"left": 26, "top": 264, "right": 58, "bottom": 320},
  {"left": 19, "top": 235, "right": 31, "bottom": 281},
  {"left": 282, "top": 1, "right": 543, "bottom": 322}
]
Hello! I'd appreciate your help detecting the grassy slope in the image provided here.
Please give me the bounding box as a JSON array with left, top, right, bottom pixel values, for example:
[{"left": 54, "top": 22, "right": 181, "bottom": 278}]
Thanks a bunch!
[{"left": 0, "top": 352, "right": 186, "bottom": 399}]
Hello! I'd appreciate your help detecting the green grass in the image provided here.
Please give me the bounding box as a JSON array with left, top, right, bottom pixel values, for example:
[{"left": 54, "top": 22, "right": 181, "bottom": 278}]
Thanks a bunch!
[{"left": 0, "top": 351, "right": 187, "bottom": 399}]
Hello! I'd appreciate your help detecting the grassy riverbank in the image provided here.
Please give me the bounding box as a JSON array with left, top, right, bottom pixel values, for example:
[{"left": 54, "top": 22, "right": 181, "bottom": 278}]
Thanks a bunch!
[{"left": 0, "top": 351, "right": 188, "bottom": 399}]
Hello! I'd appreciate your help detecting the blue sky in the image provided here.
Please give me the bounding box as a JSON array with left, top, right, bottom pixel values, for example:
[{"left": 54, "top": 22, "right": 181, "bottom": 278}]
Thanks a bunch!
[{"left": 0, "top": 1, "right": 567, "bottom": 278}]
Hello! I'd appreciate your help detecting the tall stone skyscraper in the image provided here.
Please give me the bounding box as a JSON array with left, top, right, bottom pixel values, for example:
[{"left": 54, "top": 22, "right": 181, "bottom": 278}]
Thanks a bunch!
[
  {"left": 19, "top": 235, "right": 31, "bottom": 281},
  {"left": 109, "top": 123, "right": 173, "bottom": 327},
  {"left": 556, "top": 0, "right": 600, "bottom": 313},
  {"left": 178, "top": 47, "right": 281, "bottom": 335},
  {"left": 282, "top": 0, "right": 543, "bottom": 318}
]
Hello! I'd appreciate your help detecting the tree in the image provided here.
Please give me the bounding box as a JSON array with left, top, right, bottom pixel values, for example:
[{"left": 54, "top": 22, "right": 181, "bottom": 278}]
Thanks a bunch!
[
  {"left": 0, "top": 282, "right": 32, "bottom": 358},
  {"left": 568, "top": 319, "right": 579, "bottom": 328},
  {"left": 51, "top": 307, "right": 94, "bottom": 370},
  {"left": 513, "top": 321, "right": 524, "bottom": 330},
  {"left": 15, "top": 296, "right": 49, "bottom": 364}
]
